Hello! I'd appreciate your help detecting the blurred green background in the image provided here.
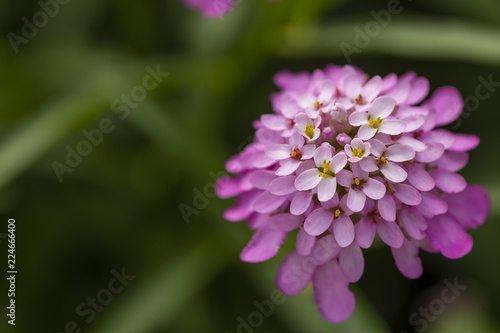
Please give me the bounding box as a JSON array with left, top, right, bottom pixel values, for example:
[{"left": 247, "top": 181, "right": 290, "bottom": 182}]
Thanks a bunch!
[{"left": 1, "top": 0, "right": 500, "bottom": 332}]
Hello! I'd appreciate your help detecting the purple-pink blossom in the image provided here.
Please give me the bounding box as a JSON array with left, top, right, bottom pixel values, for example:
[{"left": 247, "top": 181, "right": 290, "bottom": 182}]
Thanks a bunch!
[{"left": 216, "top": 64, "right": 490, "bottom": 324}]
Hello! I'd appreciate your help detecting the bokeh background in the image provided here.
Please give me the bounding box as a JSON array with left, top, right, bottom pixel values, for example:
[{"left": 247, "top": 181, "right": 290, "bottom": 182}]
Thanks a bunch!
[{"left": 1, "top": 0, "right": 500, "bottom": 332}]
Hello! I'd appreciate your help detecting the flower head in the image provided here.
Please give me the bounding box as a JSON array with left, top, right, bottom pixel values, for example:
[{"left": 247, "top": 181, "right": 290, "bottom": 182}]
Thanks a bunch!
[{"left": 216, "top": 64, "right": 490, "bottom": 324}]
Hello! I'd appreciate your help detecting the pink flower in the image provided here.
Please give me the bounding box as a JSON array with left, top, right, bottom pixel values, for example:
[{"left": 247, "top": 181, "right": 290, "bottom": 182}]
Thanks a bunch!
[
  {"left": 216, "top": 63, "right": 490, "bottom": 324},
  {"left": 359, "top": 139, "right": 415, "bottom": 183},
  {"left": 265, "top": 132, "right": 315, "bottom": 176},
  {"left": 344, "top": 138, "right": 370, "bottom": 163},
  {"left": 294, "top": 145, "right": 347, "bottom": 202},
  {"left": 349, "top": 96, "right": 406, "bottom": 140},
  {"left": 295, "top": 112, "right": 321, "bottom": 142}
]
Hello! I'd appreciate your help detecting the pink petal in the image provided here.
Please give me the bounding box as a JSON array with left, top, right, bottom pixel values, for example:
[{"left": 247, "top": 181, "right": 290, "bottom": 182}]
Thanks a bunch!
[
  {"left": 378, "top": 194, "right": 396, "bottom": 222},
  {"left": 297, "top": 91, "right": 316, "bottom": 109},
  {"left": 318, "top": 177, "right": 337, "bottom": 202},
  {"left": 435, "top": 152, "right": 468, "bottom": 172},
  {"left": 369, "top": 96, "right": 396, "bottom": 118},
  {"left": 339, "top": 243, "right": 364, "bottom": 282},
  {"left": 240, "top": 227, "right": 287, "bottom": 263},
  {"left": 349, "top": 111, "right": 369, "bottom": 127},
  {"left": 361, "top": 75, "right": 382, "bottom": 102},
  {"left": 278, "top": 94, "right": 299, "bottom": 118},
  {"left": 377, "top": 220, "right": 404, "bottom": 248},
  {"left": 301, "top": 144, "right": 316, "bottom": 159},
  {"left": 426, "top": 129, "right": 455, "bottom": 149},
  {"left": 269, "top": 175, "right": 297, "bottom": 195},
  {"left": 443, "top": 185, "right": 490, "bottom": 229},
  {"left": 216, "top": 175, "right": 252, "bottom": 199},
  {"left": 289, "top": 132, "right": 305, "bottom": 149},
  {"left": 417, "top": 192, "right": 448, "bottom": 218},
  {"left": 224, "top": 190, "right": 261, "bottom": 222},
  {"left": 378, "top": 119, "right": 406, "bottom": 136},
  {"left": 407, "top": 164, "right": 435, "bottom": 192},
  {"left": 391, "top": 239, "right": 423, "bottom": 279},
  {"left": 319, "top": 80, "right": 335, "bottom": 103},
  {"left": 344, "top": 75, "right": 363, "bottom": 100},
  {"left": 332, "top": 152, "right": 348, "bottom": 173},
  {"left": 380, "top": 162, "right": 407, "bottom": 183},
  {"left": 426, "top": 214, "right": 473, "bottom": 259},
  {"left": 394, "top": 184, "right": 422, "bottom": 206},
  {"left": 448, "top": 134, "right": 480, "bottom": 152},
  {"left": 253, "top": 191, "right": 288, "bottom": 213},
  {"left": 400, "top": 114, "right": 425, "bottom": 133},
  {"left": 296, "top": 229, "right": 316, "bottom": 256},
  {"left": 399, "top": 206, "right": 427, "bottom": 240},
  {"left": 333, "top": 215, "right": 355, "bottom": 248},
  {"left": 359, "top": 156, "right": 379, "bottom": 172},
  {"left": 261, "top": 114, "right": 288, "bottom": 131},
  {"left": 385, "top": 81, "right": 410, "bottom": 105},
  {"left": 304, "top": 208, "right": 333, "bottom": 236},
  {"left": 347, "top": 188, "right": 366, "bottom": 212},
  {"left": 355, "top": 217, "right": 377, "bottom": 248},
  {"left": 276, "top": 251, "right": 313, "bottom": 296},
  {"left": 336, "top": 169, "right": 354, "bottom": 187},
  {"left": 274, "top": 70, "right": 310, "bottom": 91},
  {"left": 368, "top": 138, "right": 386, "bottom": 157},
  {"left": 295, "top": 168, "right": 321, "bottom": 191},
  {"left": 415, "top": 141, "right": 445, "bottom": 163},
  {"left": 267, "top": 213, "right": 304, "bottom": 231},
  {"left": 357, "top": 124, "right": 378, "bottom": 140},
  {"left": 405, "top": 77, "right": 429, "bottom": 105},
  {"left": 320, "top": 193, "right": 340, "bottom": 210},
  {"left": 426, "top": 86, "right": 463, "bottom": 126},
  {"left": 314, "top": 146, "right": 332, "bottom": 166},
  {"left": 385, "top": 144, "right": 415, "bottom": 162},
  {"left": 276, "top": 158, "right": 301, "bottom": 176},
  {"left": 247, "top": 213, "right": 268, "bottom": 229},
  {"left": 361, "top": 178, "right": 386, "bottom": 200},
  {"left": 266, "top": 144, "right": 292, "bottom": 160},
  {"left": 352, "top": 163, "right": 369, "bottom": 179},
  {"left": 313, "top": 261, "right": 355, "bottom": 324},
  {"left": 430, "top": 170, "right": 467, "bottom": 193},
  {"left": 397, "top": 136, "right": 427, "bottom": 152},
  {"left": 381, "top": 73, "right": 397, "bottom": 92},
  {"left": 248, "top": 170, "right": 277, "bottom": 190},
  {"left": 290, "top": 191, "right": 313, "bottom": 215},
  {"left": 310, "top": 234, "right": 342, "bottom": 265}
]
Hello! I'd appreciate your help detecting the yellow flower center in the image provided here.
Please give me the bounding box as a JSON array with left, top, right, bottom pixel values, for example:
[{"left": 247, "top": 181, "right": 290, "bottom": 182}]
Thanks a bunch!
[
  {"left": 334, "top": 209, "right": 341, "bottom": 218},
  {"left": 319, "top": 160, "right": 335, "bottom": 178},
  {"left": 305, "top": 124, "right": 315, "bottom": 139},
  {"left": 313, "top": 101, "right": 323, "bottom": 109},
  {"left": 368, "top": 114, "right": 383, "bottom": 128},
  {"left": 354, "top": 178, "right": 360, "bottom": 186},
  {"left": 380, "top": 156, "right": 388, "bottom": 164},
  {"left": 352, "top": 147, "right": 365, "bottom": 158}
]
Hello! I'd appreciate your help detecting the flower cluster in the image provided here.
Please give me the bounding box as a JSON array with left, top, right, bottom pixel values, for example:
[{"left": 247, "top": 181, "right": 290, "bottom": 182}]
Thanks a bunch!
[{"left": 216, "top": 64, "right": 490, "bottom": 323}]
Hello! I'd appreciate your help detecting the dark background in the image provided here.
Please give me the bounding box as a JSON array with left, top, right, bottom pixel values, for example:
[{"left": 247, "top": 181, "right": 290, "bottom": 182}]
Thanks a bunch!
[{"left": 1, "top": 0, "right": 499, "bottom": 332}]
